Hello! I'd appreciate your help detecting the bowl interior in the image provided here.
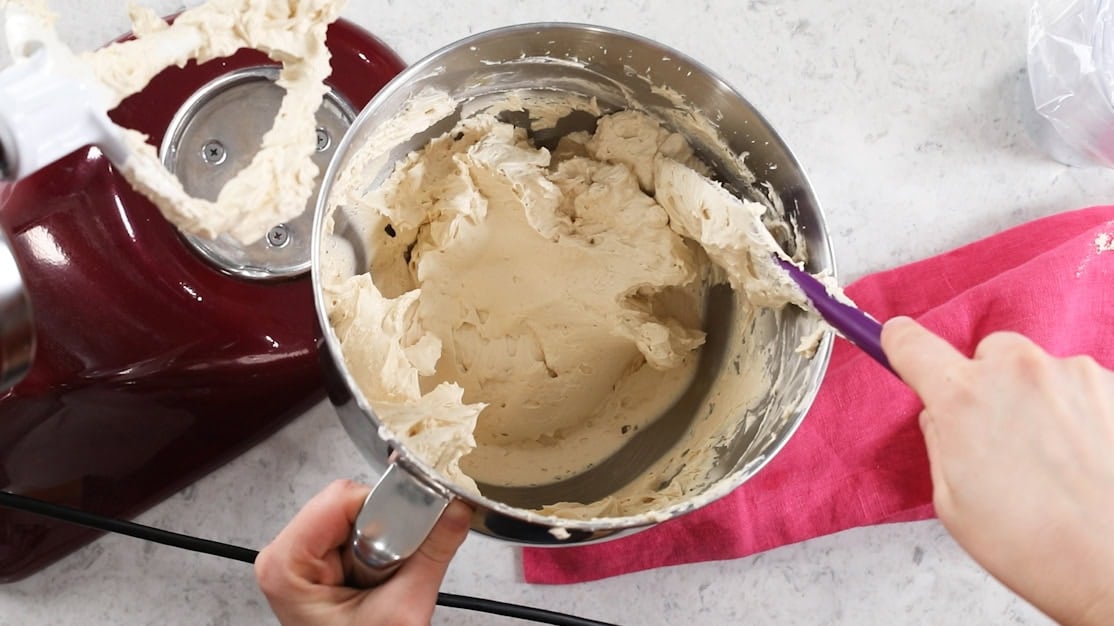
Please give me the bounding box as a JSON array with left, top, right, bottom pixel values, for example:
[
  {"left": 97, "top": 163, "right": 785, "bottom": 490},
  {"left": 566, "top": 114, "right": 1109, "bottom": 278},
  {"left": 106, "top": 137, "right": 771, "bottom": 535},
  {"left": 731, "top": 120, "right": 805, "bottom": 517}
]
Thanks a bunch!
[{"left": 314, "top": 24, "right": 834, "bottom": 526}]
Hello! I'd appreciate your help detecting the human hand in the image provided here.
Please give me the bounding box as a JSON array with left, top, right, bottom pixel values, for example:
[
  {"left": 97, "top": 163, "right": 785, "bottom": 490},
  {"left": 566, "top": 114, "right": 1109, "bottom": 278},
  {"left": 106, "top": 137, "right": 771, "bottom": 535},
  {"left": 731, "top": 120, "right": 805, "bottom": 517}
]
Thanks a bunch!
[
  {"left": 254, "top": 480, "right": 472, "bottom": 626},
  {"left": 881, "top": 317, "right": 1114, "bottom": 626}
]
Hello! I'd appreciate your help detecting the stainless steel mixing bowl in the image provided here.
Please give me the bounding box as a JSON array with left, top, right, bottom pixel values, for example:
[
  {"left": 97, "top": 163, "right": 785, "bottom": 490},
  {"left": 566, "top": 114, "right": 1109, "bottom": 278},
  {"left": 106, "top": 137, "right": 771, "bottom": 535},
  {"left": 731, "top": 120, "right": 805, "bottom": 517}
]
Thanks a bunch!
[{"left": 311, "top": 23, "right": 835, "bottom": 579}]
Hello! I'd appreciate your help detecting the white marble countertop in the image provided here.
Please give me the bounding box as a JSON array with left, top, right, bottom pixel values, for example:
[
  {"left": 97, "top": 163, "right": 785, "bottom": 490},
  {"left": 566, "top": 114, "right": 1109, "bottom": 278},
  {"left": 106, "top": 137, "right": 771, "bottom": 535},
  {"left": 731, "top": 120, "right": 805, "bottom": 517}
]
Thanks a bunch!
[{"left": 2, "top": 0, "right": 1111, "bottom": 624}]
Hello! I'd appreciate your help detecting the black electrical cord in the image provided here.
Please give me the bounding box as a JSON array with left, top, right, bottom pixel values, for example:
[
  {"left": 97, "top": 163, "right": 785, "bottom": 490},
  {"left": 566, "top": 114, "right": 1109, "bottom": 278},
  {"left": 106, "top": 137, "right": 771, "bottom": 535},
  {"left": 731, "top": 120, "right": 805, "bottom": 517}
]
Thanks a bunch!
[
  {"left": 0, "top": 491, "right": 260, "bottom": 563},
  {"left": 0, "top": 491, "right": 617, "bottom": 626}
]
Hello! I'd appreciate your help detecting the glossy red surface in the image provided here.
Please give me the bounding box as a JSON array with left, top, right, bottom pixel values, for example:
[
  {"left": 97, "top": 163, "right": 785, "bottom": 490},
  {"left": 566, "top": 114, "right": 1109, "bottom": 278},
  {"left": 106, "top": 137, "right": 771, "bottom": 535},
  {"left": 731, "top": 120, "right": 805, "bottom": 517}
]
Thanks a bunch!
[{"left": 0, "top": 19, "right": 404, "bottom": 582}]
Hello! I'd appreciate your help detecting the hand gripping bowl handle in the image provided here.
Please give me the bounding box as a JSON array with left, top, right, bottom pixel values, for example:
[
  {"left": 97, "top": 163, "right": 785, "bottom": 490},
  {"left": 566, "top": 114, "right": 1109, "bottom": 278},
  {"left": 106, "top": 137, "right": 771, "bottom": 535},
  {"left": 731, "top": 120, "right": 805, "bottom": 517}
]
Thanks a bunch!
[{"left": 341, "top": 464, "right": 452, "bottom": 587}]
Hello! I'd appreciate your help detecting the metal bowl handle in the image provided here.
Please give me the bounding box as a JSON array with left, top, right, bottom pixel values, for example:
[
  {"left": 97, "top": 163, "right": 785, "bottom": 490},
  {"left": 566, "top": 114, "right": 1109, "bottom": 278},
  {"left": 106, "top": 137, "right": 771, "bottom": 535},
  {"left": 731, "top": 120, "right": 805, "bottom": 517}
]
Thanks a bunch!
[{"left": 342, "top": 463, "right": 452, "bottom": 587}]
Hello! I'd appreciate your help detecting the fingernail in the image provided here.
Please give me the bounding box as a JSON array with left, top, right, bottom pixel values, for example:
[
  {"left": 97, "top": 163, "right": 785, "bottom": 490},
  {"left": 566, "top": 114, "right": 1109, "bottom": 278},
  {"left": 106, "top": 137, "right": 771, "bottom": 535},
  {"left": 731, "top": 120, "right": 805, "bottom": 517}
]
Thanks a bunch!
[
  {"left": 884, "top": 315, "right": 914, "bottom": 326},
  {"left": 881, "top": 316, "right": 917, "bottom": 337}
]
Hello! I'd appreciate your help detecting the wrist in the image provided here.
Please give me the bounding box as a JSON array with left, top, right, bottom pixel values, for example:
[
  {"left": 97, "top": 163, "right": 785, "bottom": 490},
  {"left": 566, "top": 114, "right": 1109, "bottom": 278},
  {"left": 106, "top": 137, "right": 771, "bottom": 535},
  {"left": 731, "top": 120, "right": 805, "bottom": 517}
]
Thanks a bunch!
[
  {"left": 1075, "top": 572, "right": 1114, "bottom": 626},
  {"left": 1048, "top": 528, "right": 1114, "bottom": 626}
]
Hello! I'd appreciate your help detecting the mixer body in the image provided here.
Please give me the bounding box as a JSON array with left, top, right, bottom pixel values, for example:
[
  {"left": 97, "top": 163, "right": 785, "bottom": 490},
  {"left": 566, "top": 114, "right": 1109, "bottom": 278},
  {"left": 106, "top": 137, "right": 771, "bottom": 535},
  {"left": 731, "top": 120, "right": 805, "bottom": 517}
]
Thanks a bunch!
[{"left": 0, "top": 20, "right": 404, "bottom": 582}]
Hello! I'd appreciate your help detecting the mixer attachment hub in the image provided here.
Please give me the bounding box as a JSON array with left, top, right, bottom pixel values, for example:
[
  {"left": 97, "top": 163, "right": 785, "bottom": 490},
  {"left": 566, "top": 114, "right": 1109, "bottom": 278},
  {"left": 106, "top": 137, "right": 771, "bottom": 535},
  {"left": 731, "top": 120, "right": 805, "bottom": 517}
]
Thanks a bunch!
[{"left": 161, "top": 66, "right": 355, "bottom": 280}]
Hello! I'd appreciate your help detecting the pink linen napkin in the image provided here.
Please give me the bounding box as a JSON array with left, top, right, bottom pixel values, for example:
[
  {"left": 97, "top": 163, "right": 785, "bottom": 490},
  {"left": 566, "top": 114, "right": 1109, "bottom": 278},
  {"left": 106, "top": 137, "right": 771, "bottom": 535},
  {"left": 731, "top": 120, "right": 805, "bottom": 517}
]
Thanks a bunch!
[{"left": 523, "top": 205, "right": 1114, "bottom": 584}]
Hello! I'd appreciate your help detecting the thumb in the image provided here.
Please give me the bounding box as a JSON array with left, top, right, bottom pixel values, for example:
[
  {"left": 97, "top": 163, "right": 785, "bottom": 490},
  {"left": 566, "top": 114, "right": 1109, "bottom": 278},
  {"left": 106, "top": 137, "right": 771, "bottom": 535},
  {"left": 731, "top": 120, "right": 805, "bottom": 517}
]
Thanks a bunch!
[{"left": 385, "top": 499, "right": 472, "bottom": 604}]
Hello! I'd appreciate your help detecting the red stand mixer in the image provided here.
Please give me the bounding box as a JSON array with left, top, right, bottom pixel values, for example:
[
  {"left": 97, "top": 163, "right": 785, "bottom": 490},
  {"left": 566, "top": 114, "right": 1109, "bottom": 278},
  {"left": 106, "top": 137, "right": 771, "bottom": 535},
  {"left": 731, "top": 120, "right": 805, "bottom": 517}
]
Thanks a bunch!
[{"left": 0, "top": 18, "right": 404, "bottom": 582}]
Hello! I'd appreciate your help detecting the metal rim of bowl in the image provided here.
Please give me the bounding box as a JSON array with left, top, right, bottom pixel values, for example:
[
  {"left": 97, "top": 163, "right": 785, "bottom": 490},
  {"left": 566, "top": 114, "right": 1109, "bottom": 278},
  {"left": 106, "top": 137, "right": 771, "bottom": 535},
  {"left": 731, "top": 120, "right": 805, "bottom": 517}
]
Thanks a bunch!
[{"left": 311, "top": 21, "right": 836, "bottom": 534}]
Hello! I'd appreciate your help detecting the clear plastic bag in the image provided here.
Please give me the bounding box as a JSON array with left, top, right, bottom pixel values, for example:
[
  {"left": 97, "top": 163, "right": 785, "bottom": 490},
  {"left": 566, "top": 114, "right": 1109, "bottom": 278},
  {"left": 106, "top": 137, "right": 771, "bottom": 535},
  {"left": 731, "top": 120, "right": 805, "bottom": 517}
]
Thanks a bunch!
[{"left": 1026, "top": 0, "right": 1114, "bottom": 167}]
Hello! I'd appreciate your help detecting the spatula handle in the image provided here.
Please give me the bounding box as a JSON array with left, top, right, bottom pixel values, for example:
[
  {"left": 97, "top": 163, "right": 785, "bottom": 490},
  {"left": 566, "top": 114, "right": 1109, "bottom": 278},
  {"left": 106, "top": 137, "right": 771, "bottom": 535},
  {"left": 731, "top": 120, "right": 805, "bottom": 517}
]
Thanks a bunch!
[{"left": 775, "top": 257, "right": 893, "bottom": 373}]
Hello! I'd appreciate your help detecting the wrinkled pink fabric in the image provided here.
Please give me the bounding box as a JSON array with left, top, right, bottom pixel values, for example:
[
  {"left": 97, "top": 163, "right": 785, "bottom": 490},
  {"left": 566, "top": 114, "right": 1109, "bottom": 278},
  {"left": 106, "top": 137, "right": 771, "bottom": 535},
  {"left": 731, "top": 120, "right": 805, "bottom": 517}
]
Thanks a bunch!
[{"left": 523, "top": 205, "right": 1114, "bottom": 584}]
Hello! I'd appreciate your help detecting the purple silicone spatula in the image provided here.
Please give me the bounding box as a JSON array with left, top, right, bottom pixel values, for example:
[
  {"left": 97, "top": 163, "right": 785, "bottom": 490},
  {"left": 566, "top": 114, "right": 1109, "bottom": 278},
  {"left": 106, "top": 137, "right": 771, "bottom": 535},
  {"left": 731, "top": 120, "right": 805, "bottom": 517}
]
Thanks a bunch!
[{"left": 775, "top": 257, "right": 893, "bottom": 372}]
